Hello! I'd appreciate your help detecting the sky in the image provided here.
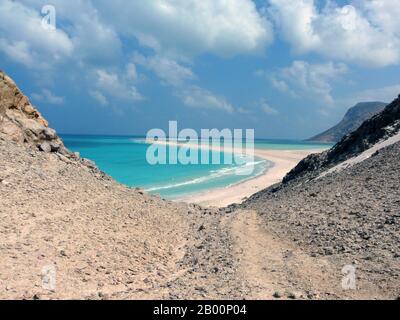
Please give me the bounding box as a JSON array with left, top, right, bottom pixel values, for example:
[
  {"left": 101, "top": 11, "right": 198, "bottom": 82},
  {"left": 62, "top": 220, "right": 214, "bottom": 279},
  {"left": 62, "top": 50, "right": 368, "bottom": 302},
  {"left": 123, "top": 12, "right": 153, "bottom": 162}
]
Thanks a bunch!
[{"left": 1, "top": 0, "right": 399, "bottom": 139}]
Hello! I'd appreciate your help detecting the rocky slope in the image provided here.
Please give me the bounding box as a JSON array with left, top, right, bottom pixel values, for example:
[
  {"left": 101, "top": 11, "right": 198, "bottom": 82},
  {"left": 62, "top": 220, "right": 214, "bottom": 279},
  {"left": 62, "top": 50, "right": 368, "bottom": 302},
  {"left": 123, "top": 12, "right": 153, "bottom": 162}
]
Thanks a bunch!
[
  {"left": 242, "top": 142, "right": 400, "bottom": 299},
  {"left": 0, "top": 70, "right": 69, "bottom": 155},
  {"left": 0, "top": 71, "right": 200, "bottom": 299},
  {"left": 241, "top": 95, "right": 400, "bottom": 299},
  {"left": 308, "top": 102, "right": 387, "bottom": 143},
  {"left": 285, "top": 95, "right": 400, "bottom": 183},
  {"left": 1, "top": 70, "right": 398, "bottom": 300},
  {"left": 0, "top": 71, "right": 266, "bottom": 300},
  {"left": 2, "top": 132, "right": 385, "bottom": 300}
]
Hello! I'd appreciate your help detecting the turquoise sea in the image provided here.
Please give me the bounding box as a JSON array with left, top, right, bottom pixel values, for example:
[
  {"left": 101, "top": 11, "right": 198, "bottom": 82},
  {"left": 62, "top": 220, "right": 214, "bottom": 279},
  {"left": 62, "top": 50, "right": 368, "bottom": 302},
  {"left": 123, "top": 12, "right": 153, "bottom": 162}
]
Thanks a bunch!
[{"left": 62, "top": 135, "right": 332, "bottom": 199}]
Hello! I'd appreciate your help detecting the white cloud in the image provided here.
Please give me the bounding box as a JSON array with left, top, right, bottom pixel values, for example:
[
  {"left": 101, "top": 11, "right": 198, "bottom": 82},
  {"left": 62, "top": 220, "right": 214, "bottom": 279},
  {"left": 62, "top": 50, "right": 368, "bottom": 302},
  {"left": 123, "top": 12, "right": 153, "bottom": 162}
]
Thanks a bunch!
[
  {"left": 268, "top": 0, "right": 319, "bottom": 53},
  {"left": 97, "top": 0, "right": 273, "bottom": 58},
  {"left": 270, "top": 77, "right": 290, "bottom": 93},
  {"left": 13, "top": 0, "right": 272, "bottom": 67},
  {"left": 133, "top": 52, "right": 237, "bottom": 113},
  {"left": 271, "top": 60, "right": 347, "bottom": 105},
  {"left": 177, "top": 86, "right": 235, "bottom": 113},
  {"left": 345, "top": 84, "right": 400, "bottom": 106},
  {"left": 20, "top": 0, "right": 122, "bottom": 65},
  {"left": 133, "top": 53, "right": 196, "bottom": 86},
  {"left": 31, "top": 89, "right": 64, "bottom": 105},
  {"left": 269, "top": 0, "right": 400, "bottom": 67},
  {"left": 1, "top": 1, "right": 256, "bottom": 114},
  {"left": 126, "top": 63, "right": 138, "bottom": 81},
  {"left": 259, "top": 99, "right": 279, "bottom": 115},
  {"left": 0, "top": 40, "right": 33, "bottom": 66},
  {"left": 237, "top": 99, "right": 279, "bottom": 117},
  {"left": 70, "top": 12, "right": 122, "bottom": 65},
  {"left": 0, "top": 0, "right": 73, "bottom": 68},
  {"left": 130, "top": 87, "right": 144, "bottom": 102},
  {"left": 89, "top": 90, "right": 109, "bottom": 106},
  {"left": 95, "top": 69, "right": 144, "bottom": 102},
  {"left": 361, "top": 0, "right": 400, "bottom": 37}
]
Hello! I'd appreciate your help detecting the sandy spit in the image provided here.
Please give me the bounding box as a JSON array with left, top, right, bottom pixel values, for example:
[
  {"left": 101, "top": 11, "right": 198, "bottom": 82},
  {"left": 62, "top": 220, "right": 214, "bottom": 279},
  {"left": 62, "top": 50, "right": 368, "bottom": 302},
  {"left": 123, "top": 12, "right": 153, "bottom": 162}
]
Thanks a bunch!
[
  {"left": 180, "top": 148, "right": 324, "bottom": 207},
  {"left": 148, "top": 139, "right": 326, "bottom": 207}
]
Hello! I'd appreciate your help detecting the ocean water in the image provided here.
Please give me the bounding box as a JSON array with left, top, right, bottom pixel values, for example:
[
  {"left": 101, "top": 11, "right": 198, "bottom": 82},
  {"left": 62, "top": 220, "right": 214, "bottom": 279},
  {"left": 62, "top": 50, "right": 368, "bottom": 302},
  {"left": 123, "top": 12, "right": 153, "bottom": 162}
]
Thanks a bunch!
[{"left": 62, "top": 135, "right": 332, "bottom": 199}]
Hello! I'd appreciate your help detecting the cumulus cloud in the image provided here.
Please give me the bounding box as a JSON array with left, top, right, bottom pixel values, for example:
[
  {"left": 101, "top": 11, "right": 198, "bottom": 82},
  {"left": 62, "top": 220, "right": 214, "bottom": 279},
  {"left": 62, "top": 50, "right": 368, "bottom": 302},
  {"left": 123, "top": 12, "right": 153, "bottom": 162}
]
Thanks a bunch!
[
  {"left": 97, "top": 0, "right": 273, "bottom": 58},
  {"left": 0, "top": 0, "right": 73, "bottom": 68},
  {"left": 19, "top": 0, "right": 122, "bottom": 65},
  {"left": 361, "top": 0, "right": 400, "bottom": 37},
  {"left": 5, "top": 0, "right": 397, "bottom": 120},
  {"left": 133, "top": 53, "right": 196, "bottom": 86},
  {"left": 177, "top": 86, "right": 235, "bottom": 113},
  {"left": 69, "top": 11, "right": 122, "bottom": 65},
  {"left": 237, "top": 99, "right": 279, "bottom": 117},
  {"left": 89, "top": 90, "right": 109, "bottom": 106},
  {"left": 94, "top": 69, "right": 144, "bottom": 102},
  {"left": 270, "top": 77, "right": 290, "bottom": 93},
  {"left": 268, "top": 0, "right": 400, "bottom": 67},
  {"left": 259, "top": 99, "right": 279, "bottom": 115},
  {"left": 14, "top": 0, "right": 272, "bottom": 66},
  {"left": 344, "top": 84, "right": 400, "bottom": 106},
  {"left": 271, "top": 60, "right": 347, "bottom": 105},
  {"left": 126, "top": 63, "right": 138, "bottom": 81},
  {"left": 31, "top": 89, "right": 64, "bottom": 105},
  {"left": 132, "top": 52, "right": 237, "bottom": 113}
]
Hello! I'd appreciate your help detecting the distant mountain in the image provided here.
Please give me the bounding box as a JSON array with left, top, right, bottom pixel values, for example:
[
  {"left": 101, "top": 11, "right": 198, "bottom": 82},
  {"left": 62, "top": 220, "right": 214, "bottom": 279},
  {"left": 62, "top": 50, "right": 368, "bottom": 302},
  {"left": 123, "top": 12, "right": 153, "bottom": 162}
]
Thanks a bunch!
[
  {"left": 285, "top": 96, "right": 400, "bottom": 183},
  {"left": 307, "top": 102, "right": 387, "bottom": 143}
]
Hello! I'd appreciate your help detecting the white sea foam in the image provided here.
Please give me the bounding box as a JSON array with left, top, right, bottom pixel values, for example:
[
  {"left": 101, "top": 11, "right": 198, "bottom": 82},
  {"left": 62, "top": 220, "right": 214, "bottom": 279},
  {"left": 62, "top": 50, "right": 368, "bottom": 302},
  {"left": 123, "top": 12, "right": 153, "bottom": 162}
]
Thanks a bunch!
[{"left": 145, "top": 158, "right": 270, "bottom": 192}]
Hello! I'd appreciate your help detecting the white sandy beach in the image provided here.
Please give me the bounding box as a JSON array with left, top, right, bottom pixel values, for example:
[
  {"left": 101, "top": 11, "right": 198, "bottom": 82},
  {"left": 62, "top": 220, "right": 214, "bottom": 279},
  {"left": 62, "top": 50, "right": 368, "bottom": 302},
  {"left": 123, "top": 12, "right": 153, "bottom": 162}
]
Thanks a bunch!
[
  {"left": 181, "top": 148, "right": 324, "bottom": 207},
  {"left": 149, "top": 139, "right": 326, "bottom": 208}
]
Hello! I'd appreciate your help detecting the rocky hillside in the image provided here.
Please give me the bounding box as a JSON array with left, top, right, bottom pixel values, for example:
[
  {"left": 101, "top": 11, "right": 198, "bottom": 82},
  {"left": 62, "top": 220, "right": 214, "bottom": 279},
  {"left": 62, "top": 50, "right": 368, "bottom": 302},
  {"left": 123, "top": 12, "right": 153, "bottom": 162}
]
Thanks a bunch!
[
  {"left": 285, "top": 95, "right": 400, "bottom": 183},
  {"left": 1, "top": 70, "right": 398, "bottom": 300},
  {"left": 0, "top": 71, "right": 68, "bottom": 155},
  {"left": 0, "top": 70, "right": 272, "bottom": 300},
  {"left": 308, "top": 102, "right": 387, "bottom": 143},
  {"left": 242, "top": 141, "right": 400, "bottom": 299},
  {"left": 240, "top": 94, "right": 400, "bottom": 299},
  {"left": 0, "top": 71, "right": 225, "bottom": 299},
  {"left": 0, "top": 70, "right": 99, "bottom": 170}
]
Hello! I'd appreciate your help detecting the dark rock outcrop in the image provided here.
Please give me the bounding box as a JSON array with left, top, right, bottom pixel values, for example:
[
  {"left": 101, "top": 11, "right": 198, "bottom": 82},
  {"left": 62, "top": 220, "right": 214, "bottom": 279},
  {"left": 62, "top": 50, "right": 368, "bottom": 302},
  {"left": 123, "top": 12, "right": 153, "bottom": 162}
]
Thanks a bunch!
[
  {"left": 308, "top": 102, "right": 387, "bottom": 143},
  {"left": 284, "top": 94, "right": 400, "bottom": 183}
]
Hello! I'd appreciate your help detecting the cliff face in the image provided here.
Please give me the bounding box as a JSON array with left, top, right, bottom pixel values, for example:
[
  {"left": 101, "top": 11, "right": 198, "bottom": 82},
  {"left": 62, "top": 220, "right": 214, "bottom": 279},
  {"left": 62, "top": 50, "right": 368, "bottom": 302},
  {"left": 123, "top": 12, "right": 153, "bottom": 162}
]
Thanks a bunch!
[
  {"left": 284, "top": 95, "right": 400, "bottom": 183},
  {"left": 0, "top": 70, "right": 71, "bottom": 155},
  {"left": 308, "top": 102, "right": 387, "bottom": 143}
]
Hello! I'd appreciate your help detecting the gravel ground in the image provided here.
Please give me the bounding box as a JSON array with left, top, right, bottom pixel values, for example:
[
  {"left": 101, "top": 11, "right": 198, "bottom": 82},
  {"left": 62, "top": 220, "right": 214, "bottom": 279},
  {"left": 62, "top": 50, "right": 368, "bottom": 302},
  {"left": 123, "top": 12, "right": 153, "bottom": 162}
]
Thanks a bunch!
[
  {"left": 242, "top": 142, "right": 400, "bottom": 299},
  {"left": 1, "top": 70, "right": 398, "bottom": 300}
]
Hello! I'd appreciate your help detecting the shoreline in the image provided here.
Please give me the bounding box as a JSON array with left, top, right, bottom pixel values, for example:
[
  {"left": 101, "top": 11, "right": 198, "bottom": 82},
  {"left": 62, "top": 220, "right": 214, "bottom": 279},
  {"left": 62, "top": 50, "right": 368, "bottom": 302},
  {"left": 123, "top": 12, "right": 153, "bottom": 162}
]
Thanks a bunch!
[
  {"left": 178, "top": 148, "right": 324, "bottom": 207},
  {"left": 147, "top": 139, "right": 327, "bottom": 208}
]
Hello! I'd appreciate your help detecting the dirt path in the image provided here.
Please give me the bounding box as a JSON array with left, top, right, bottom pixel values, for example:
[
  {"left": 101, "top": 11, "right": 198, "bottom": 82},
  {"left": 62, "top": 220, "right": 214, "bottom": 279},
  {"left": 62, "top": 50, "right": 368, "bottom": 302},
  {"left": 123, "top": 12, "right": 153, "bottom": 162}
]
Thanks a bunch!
[
  {"left": 139, "top": 207, "right": 388, "bottom": 300},
  {"left": 0, "top": 140, "right": 389, "bottom": 300},
  {"left": 223, "top": 210, "right": 377, "bottom": 299},
  {"left": 228, "top": 210, "right": 336, "bottom": 299}
]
